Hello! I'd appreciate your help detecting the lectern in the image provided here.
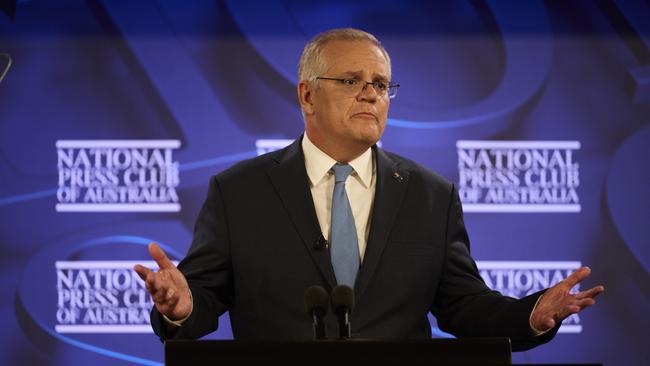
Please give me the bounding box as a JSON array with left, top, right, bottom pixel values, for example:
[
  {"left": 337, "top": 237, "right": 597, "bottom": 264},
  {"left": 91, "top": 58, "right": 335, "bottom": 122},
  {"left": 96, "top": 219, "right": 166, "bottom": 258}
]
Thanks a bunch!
[{"left": 165, "top": 338, "right": 512, "bottom": 366}]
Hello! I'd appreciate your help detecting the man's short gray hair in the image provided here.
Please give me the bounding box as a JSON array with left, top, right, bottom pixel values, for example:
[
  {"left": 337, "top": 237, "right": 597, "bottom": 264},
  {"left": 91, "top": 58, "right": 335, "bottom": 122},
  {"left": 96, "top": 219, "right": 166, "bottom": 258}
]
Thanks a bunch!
[{"left": 298, "top": 28, "right": 392, "bottom": 84}]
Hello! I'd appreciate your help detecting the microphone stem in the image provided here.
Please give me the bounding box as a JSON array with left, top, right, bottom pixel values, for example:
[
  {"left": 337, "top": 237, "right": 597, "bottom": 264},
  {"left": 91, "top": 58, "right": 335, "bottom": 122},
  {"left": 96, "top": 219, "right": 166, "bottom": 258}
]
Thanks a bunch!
[
  {"left": 337, "top": 310, "right": 351, "bottom": 339},
  {"left": 312, "top": 312, "right": 326, "bottom": 340}
]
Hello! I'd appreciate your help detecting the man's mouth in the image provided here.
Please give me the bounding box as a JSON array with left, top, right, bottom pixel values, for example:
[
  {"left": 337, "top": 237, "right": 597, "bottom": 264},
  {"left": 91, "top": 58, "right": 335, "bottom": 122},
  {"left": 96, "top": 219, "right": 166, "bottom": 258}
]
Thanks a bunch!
[{"left": 352, "top": 112, "right": 377, "bottom": 119}]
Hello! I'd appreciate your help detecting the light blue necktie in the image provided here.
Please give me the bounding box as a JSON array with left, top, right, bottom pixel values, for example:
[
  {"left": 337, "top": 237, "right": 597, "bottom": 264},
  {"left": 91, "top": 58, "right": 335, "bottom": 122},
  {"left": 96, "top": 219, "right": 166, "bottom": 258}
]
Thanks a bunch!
[{"left": 330, "top": 163, "right": 360, "bottom": 288}]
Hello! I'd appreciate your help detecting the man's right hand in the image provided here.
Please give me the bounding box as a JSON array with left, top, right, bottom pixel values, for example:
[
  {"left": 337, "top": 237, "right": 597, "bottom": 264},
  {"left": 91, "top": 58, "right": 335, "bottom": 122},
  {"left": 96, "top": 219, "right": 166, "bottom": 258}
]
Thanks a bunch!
[{"left": 134, "top": 243, "right": 192, "bottom": 321}]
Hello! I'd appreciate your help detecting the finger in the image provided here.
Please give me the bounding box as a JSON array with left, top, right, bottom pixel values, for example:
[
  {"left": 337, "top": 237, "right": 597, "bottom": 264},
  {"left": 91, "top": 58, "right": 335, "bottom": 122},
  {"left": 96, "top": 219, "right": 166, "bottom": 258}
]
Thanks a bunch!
[
  {"left": 152, "top": 287, "right": 169, "bottom": 305},
  {"left": 575, "top": 297, "right": 596, "bottom": 308},
  {"left": 147, "top": 271, "right": 173, "bottom": 302},
  {"left": 143, "top": 272, "right": 158, "bottom": 294},
  {"left": 540, "top": 316, "right": 555, "bottom": 330},
  {"left": 145, "top": 282, "right": 155, "bottom": 296},
  {"left": 167, "top": 293, "right": 179, "bottom": 308},
  {"left": 148, "top": 243, "right": 175, "bottom": 270},
  {"left": 557, "top": 304, "right": 581, "bottom": 320},
  {"left": 159, "top": 288, "right": 180, "bottom": 311},
  {"left": 567, "top": 305, "right": 581, "bottom": 316},
  {"left": 144, "top": 271, "right": 162, "bottom": 293},
  {"left": 575, "top": 285, "right": 605, "bottom": 300},
  {"left": 563, "top": 266, "right": 591, "bottom": 288},
  {"left": 133, "top": 264, "right": 152, "bottom": 281},
  {"left": 151, "top": 291, "right": 165, "bottom": 304},
  {"left": 151, "top": 271, "right": 173, "bottom": 297},
  {"left": 150, "top": 277, "right": 168, "bottom": 301},
  {"left": 146, "top": 282, "right": 163, "bottom": 300},
  {"left": 165, "top": 288, "right": 176, "bottom": 302}
]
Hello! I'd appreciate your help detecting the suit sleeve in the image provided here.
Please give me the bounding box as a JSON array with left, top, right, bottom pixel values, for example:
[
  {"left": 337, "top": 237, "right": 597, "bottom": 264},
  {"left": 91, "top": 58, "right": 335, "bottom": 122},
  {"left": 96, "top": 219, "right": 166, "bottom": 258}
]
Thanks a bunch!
[
  {"left": 151, "top": 175, "right": 233, "bottom": 341},
  {"left": 429, "top": 184, "right": 559, "bottom": 351}
]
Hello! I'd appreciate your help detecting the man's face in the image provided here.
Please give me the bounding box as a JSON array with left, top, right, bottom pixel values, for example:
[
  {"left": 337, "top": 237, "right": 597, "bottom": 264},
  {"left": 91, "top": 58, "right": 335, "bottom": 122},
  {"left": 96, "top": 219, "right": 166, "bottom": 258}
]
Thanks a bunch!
[{"left": 302, "top": 40, "right": 390, "bottom": 155}]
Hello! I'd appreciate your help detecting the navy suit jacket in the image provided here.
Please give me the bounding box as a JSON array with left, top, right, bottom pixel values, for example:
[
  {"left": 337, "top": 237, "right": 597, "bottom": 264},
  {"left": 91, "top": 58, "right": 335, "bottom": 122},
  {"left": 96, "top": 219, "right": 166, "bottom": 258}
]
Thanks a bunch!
[{"left": 151, "top": 137, "right": 558, "bottom": 351}]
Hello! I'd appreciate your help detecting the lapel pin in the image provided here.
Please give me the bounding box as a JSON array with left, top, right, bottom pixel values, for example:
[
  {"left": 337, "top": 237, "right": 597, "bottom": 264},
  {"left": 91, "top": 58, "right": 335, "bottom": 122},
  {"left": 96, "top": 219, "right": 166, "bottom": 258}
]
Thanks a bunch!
[{"left": 393, "top": 171, "right": 404, "bottom": 183}]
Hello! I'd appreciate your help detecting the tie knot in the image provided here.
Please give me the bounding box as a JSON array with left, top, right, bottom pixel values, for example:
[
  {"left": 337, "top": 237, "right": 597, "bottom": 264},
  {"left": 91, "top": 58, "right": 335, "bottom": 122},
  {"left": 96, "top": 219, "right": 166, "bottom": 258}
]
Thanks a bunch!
[{"left": 332, "top": 163, "right": 353, "bottom": 183}]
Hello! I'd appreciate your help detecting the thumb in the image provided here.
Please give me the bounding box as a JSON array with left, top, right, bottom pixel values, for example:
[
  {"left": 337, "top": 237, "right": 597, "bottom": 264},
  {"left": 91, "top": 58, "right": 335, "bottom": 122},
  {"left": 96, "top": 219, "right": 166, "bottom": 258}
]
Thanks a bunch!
[
  {"left": 563, "top": 266, "right": 591, "bottom": 288},
  {"left": 148, "top": 243, "right": 175, "bottom": 270}
]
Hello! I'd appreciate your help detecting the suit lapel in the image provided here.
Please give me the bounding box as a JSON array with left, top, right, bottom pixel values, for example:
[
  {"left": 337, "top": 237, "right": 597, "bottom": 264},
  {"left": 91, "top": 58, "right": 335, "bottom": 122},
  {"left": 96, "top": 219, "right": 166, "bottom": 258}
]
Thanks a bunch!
[
  {"left": 267, "top": 138, "right": 338, "bottom": 289},
  {"left": 355, "top": 147, "right": 410, "bottom": 300}
]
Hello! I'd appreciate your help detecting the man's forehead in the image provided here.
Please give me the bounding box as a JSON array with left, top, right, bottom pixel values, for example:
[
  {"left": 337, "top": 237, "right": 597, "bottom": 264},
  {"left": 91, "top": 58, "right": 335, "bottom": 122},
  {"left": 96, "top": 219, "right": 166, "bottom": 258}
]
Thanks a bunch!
[{"left": 321, "top": 40, "right": 390, "bottom": 77}]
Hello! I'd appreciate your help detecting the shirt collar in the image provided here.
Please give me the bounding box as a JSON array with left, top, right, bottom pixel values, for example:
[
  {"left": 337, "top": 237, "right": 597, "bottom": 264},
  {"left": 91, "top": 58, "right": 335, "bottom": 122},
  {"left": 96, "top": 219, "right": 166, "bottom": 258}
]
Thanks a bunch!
[{"left": 302, "top": 134, "right": 373, "bottom": 188}]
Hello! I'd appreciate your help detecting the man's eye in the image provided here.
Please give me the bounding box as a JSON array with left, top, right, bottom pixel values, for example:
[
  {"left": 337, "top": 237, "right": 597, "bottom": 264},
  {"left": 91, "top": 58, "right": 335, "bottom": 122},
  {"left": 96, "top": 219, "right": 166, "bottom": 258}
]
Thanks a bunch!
[
  {"left": 375, "top": 82, "right": 387, "bottom": 91},
  {"left": 341, "top": 79, "right": 358, "bottom": 86}
]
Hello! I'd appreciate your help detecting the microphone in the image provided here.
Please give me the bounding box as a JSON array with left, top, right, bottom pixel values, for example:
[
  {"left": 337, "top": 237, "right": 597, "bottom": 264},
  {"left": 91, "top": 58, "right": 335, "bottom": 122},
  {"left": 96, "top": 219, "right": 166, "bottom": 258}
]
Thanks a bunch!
[
  {"left": 330, "top": 285, "right": 354, "bottom": 340},
  {"left": 314, "top": 233, "right": 328, "bottom": 250},
  {"left": 304, "top": 285, "right": 329, "bottom": 340}
]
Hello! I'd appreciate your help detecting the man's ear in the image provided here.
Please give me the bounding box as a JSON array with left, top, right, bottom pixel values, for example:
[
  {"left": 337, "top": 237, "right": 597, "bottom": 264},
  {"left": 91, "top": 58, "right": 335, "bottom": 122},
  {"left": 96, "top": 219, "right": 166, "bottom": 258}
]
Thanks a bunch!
[{"left": 298, "top": 81, "right": 315, "bottom": 115}]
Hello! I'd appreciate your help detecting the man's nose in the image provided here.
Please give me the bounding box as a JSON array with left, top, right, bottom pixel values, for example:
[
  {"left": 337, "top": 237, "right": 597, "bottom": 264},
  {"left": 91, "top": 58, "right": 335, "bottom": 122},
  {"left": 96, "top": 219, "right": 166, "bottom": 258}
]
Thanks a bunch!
[{"left": 357, "top": 83, "right": 378, "bottom": 102}]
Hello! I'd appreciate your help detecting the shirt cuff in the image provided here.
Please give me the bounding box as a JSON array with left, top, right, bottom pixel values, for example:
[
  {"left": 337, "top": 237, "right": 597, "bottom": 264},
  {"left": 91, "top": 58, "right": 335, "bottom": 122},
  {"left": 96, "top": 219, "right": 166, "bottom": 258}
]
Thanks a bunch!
[
  {"left": 162, "top": 290, "right": 193, "bottom": 327},
  {"left": 529, "top": 294, "right": 550, "bottom": 336}
]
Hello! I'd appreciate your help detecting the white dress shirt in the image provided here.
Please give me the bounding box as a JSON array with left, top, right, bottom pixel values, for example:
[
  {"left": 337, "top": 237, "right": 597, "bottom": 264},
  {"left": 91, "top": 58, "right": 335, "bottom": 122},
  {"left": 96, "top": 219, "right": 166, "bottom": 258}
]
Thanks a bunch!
[{"left": 301, "top": 134, "right": 375, "bottom": 262}]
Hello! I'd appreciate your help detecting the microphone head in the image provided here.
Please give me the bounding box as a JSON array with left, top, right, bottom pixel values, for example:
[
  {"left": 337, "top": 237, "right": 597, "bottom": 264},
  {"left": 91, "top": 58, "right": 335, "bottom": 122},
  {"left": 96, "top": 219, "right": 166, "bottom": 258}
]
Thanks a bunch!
[
  {"left": 304, "top": 285, "right": 329, "bottom": 316},
  {"left": 330, "top": 285, "right": 354, "bottom": 314}
]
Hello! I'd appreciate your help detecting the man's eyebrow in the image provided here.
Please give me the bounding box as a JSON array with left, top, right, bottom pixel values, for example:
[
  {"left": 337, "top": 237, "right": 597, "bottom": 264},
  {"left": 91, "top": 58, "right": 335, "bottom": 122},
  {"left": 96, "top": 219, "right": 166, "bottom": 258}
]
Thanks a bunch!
[
  {"left": 338, "top": 70, "right": 363, "bottom": 78},
  {"left": 371, "top": 72, "right": 389, "bottom": 82},
  {"left": 337, "top": 70, "right": 389, "bottom": 82}
]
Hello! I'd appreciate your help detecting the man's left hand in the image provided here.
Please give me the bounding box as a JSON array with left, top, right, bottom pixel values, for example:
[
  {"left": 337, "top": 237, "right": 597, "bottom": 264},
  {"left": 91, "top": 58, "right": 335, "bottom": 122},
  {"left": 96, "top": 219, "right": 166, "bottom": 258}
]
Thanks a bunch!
[{"left": 530, "top": 266, "right": 604, "bottom": 332}]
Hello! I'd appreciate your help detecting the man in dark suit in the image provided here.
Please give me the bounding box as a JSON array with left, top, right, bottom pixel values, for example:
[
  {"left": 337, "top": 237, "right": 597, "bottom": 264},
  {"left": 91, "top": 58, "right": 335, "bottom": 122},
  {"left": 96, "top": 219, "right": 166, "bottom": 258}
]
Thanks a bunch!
[{"left": 134, "top": 28, "right": 603, "bottom": 351}]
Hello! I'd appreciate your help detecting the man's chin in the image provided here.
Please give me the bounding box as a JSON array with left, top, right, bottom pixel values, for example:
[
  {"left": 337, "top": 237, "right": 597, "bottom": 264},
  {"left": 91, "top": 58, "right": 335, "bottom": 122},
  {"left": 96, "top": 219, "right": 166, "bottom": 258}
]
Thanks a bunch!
[
  {"left": 352, "top": 136, "right": 381, "bottom": 151},
  {"left": 355, "top": 130, "right": 383, "bottom": 147}
]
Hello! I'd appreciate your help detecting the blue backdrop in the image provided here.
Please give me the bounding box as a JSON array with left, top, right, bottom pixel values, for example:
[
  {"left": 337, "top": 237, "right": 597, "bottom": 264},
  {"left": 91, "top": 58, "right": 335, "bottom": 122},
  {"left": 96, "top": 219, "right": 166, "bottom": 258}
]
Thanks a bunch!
[{"left": 1, "top": 1, "right": 649, "bottom": 365}]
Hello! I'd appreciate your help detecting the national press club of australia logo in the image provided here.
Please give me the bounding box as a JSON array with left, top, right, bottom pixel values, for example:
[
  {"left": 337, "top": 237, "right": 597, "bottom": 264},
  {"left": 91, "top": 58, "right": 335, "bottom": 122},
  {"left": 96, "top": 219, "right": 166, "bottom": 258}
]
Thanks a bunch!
[
  {"left": 56, "top": 140, "right": 181, "bottom": 212},
  {"left": 55, "top": 261, "right": 163, "bottom": 333},
  {"left": 456, "top": 140, "right": 581, "bottom": 213}
]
